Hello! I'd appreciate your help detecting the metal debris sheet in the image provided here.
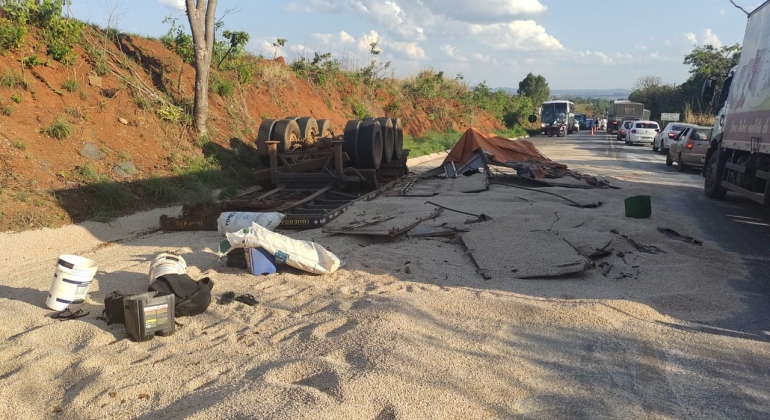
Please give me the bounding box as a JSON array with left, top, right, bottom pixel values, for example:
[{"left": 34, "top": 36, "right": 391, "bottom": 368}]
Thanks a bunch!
[
  {"left": 321, "top": 200, "right": 444, "bottom": 237},
  {"left": 461, "top": 216, "right": 591, "bottom": 279}
]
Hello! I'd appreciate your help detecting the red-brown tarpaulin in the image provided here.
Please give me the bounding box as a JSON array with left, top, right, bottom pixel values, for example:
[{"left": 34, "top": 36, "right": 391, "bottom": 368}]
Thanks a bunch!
[{"left": 444, "top": 128, "right": 569, "bottom": 179}]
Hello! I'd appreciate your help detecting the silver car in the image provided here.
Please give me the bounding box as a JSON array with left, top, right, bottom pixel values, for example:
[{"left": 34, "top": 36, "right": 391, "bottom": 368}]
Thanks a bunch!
[
  {"left": 626, "top": 120, "right": 659, "bottom": 145},
  {"left": 653, "top": 122, "right": 694, "bottom": 154},
  {"left": 666, "top": 125, "right": 712, "bottom": 172}
]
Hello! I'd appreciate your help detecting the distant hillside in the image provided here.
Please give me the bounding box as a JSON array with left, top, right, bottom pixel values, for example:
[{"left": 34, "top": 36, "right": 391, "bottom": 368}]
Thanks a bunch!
[{"left": 496, "top": 87, "right": 631, "bottom": 100}]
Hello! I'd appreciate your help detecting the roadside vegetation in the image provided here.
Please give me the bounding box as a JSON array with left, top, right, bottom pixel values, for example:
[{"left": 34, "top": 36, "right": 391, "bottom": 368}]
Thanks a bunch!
[{"left": 0, "top": 0, "right": 542, "bottom": 231}]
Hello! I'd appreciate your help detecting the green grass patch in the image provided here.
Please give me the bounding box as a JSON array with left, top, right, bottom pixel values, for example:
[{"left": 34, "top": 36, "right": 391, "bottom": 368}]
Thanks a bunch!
[
  {"left": 0, "top": 100, "right": 14, "bottom": 116},
  {"left": 61, "top": 78, "right": 78, "bottom": 92},
  {"left": 402, "top": 130, "right": 462, "bottom": 158},
  {"left": 91, "top": 180, "right": 132, "bottom": 209},
  {"left": 11, "top": 93, "right": 22, "bottom": 103},
  {"left": 40, "top": 117, "right": 72, "bottom": 139},
  {"left": 11, "top": 140, "right": 26, "bottom": 150},
  {"left": 0, "top": 71, "right": 27, "bottom": 89},
  {"left": 141, "top": 176, "right": 180, "bottom": 203}
]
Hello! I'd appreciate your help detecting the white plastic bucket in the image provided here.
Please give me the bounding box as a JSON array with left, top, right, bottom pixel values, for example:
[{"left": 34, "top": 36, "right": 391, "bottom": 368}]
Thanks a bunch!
[
  {"left": 148, "top": 252, "right": 187, "bottom": 281},
  {"left": 46, "top": 255, "right": 99, "bottom": 311}
]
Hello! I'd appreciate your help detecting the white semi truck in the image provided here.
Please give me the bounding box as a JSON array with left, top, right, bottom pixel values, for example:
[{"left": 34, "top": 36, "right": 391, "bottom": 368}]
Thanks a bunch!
[{"left": 702, "top": 1, "right": 770, "bottom": 205}]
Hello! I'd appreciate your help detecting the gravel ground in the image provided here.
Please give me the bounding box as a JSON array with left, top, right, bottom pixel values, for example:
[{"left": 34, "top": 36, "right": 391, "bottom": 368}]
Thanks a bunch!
[{"left": 0, "top": 137, "right": 768, "bottom": 419}]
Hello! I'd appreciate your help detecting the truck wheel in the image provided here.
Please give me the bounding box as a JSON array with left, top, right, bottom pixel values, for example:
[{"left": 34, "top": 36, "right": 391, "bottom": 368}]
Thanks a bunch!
[
  {"left": 704, "top": 148, "right": 727, "bottom": 199},
  {"left": 343, "top": 120, "right": 362, "bottom": 168},
  {"left": 272, "top": 119, "right": 301, "bottom": 153},
  {"left": 665, "top": 151, "right": 673, "bottom": 166},
  {"left": 391, "top": 117, "right": 403, "bottom": 160},
  {"left": 357, "top": 119, "right": 383, "bottom": 170},
  {"left": 296, "top": 117, "right": 319, "bottom": 142},
  {"left": 256, "top": 119, "right": 278, "bottom": 155},
  {"left": 376, "top": 117, "right": 394, "bottom": 163},
  {"left": 317, "top": 119, "right": 334, "bottom": 138}
]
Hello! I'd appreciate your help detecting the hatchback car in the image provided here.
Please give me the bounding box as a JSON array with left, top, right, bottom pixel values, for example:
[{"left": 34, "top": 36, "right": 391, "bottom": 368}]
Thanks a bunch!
[
  {"left": 616, "top": 120, "right": 635, "bottom": 141},
  {"left": 653, "top": 123, "right": 694, "bottom": 154},
  {"left": 666, "top": 125, "right": 712, "bottom": 172},
  {"left": 626, "top": 120, "right": 659, "bottom": 145}
]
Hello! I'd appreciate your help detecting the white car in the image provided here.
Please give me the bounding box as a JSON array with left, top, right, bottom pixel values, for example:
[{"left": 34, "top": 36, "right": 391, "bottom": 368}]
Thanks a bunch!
[
  {"left": 626, "top": 120, "right": 660, "bottom": 145},
  {"left": 653, "top": 123, "right": 694, "bottom": 154}
]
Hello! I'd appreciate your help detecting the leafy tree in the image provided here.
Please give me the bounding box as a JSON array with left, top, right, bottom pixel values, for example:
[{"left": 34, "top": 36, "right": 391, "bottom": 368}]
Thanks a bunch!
[
  {"left": 682, "top": 44, "right": 741, "bottom": 112},
  {"left": 185, "top": 0, "right": 218, "bottom": 136},
  {"left": 517, "top": 73, "right": 550, "bottom": 107}
]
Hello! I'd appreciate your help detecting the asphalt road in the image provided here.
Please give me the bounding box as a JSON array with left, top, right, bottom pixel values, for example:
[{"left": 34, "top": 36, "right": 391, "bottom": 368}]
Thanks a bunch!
[{"left": 529, "top": 129, "right": 770, "bottom": 340}]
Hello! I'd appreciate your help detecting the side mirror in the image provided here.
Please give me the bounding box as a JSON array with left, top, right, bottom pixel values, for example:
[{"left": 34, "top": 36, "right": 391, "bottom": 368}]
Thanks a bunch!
[
  {"left": 655, "top": 129, "right": 659, "bottom": 132},
  {"left": 528, "top": 114, "right": 537, "bottom": 123},
  {"left": 702, "top": 77, "right": 717, "bottom": 104}
]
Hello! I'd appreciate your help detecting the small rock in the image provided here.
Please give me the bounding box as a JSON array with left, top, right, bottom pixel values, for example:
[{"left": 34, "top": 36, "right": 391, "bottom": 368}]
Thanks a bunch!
[
  {"left": 79, "top": 143, "right": 106, "bottom": 160},
  {"left": 113, "top": 161, "right": 137, "bottom": 178},
  {"left": 404, "top": 266, "right": 411, "bottom": 274},
  {"left": 88, "top": 75, "right": 103, "bottom": 87},
  {"left": 118, "top": 117, "right": 129, "bottom": 125}
]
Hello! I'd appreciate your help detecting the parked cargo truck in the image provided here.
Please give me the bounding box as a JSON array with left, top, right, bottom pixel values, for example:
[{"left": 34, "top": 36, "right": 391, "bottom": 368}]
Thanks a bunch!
[
  {"left": 702, "top": 1, "right": 770, "bottom": 205},
  {"left": 606, "top": 100, "right": 647, "bottom": 134}
]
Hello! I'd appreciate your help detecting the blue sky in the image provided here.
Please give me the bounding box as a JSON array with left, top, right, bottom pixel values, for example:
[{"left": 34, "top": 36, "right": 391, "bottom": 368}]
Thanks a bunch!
[{"left": 71, "top": 0, "right": 758, "bottom": 90}]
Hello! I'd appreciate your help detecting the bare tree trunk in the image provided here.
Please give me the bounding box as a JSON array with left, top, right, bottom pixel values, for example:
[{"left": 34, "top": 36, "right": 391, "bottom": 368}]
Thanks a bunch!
[{"left": 185, "top": 0, "right": 218, "bottom": 137}]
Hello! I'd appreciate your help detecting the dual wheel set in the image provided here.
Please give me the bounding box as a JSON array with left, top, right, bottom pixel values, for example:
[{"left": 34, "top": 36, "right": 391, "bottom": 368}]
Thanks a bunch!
[
  {"left": 342, "top": 117, "right": 403, "bottom": 170},
  {"left": 256, "top": 116, "right": 403, "bottom": 171},
  {"left": 256, "top": 116, "right": 334, "bottom": 155}
]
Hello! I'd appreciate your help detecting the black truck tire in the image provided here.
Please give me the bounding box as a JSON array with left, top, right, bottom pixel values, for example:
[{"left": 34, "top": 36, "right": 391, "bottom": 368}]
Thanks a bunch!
[
  {"left": 704, "top": 147, "right": 728, "bottom": 199},
  {"left": 317, "top": 119, "right": 334, "bottom": 138},
  {"left": 272, "top": 119, "right": 301, "bottom": 152},
  {"left": 296, "top": 116, "right": 319, "bottom": 142},
  {"left": 256, "top": 119, "right": 278, "bottom": 155},
  {"left": 391, "top": 117, "right": 403, "bottom": 160},
  {"left": 343, "top": 120, "right": 362, "bottom": 168},
  {"left": 376, "top": 117, "right": 394, "bottom": 163},
  {"left": 357, "top": 119, "right": 383, "bottom": 170}
]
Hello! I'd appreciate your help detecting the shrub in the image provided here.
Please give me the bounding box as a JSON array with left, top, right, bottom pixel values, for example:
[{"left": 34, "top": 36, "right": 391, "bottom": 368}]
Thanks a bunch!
[
  {"left": 61, "top": 78, "right": 78, "bottom": 92},
  {"left": 0, "top": 71, "right": 26, "bottom": 89},
  {"left": 39, "top": 117, "right": 71, "bottom": 139},
  {"left": 76, "top": 162, "right": 101, "bottom": 183},
  {"left": 0, "top": 100, "right": 14, "bottom": 116},
  {"left": 0, "top": 17, "right": 26, "bottom": 52},
  {"left": 11, "top": 93, "right": 22, "bottom": 103},
  {"left": 91, "top": 180, "right": 132, "bottom": 209},
  {"left": 156, "top": 104, "right": 182, "bottom": 122},
  {"left": 142, "top": 176, "right": 180, "bottom": 203},
  {"left": 11, "top": 140, "right": 26, "bottom": 150},
  {"left": 210, "top": 76, "right": 235, "bottom": 97}
]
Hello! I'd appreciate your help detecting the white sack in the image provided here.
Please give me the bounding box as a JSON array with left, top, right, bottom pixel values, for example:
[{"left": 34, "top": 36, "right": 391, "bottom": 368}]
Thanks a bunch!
[
  {"left": 219, "top": 222, "right": 342, "bottom": 275},
  {"left": 217, "top": 211, "right": 284, "bottom": 235}
]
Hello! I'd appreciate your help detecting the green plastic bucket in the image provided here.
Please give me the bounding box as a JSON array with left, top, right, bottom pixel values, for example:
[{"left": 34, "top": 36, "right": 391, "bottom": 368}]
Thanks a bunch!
[{"left": 624, "top": 195, "right": 651, "bottom": 219}]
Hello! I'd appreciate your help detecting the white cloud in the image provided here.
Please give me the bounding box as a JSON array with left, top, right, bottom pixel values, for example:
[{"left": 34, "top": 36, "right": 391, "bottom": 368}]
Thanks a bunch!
[
  {"left": 349, "top": 0, "right": 556, "bottom": 49},
  {"left": 471, "top": 52, "right": 493, "bottom": 63},
  {"left": 388, "top": 41, "right": 427, "bottom": 60},
  {"left": 311, "top": 0, "right": 339, "bottom": 12},
  {"left": 352, "top": 0, "right": 425, "bottom": 41},
  {"left": 635, "top": 45, "right": 648, "bottom": 51},
  {"left": 467, "top": 20, "right": 563, "bottom": 51},
  {"left": 702, "top": 28, "right": 723, "bottom": 47},
  {"left": 358, "top": 30, "right": 379, "bottom": 52},
  {"left": 157, "top": 0, "right": 184, "bottom": 11},
  {"left": 339, "top": 31, "right": 355, "bottom": 43},
  {"left": 311, "top": 33, "right": 335, "bottom": 45},
  {"left": 440, "top": 44, "right": 458, "bottom": 57},
  {"left": 284, "top": 3, "right": 311, "bottom": 12},
  {"left": 685, "top": 32, "right": 698, "bottom": 45}
]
